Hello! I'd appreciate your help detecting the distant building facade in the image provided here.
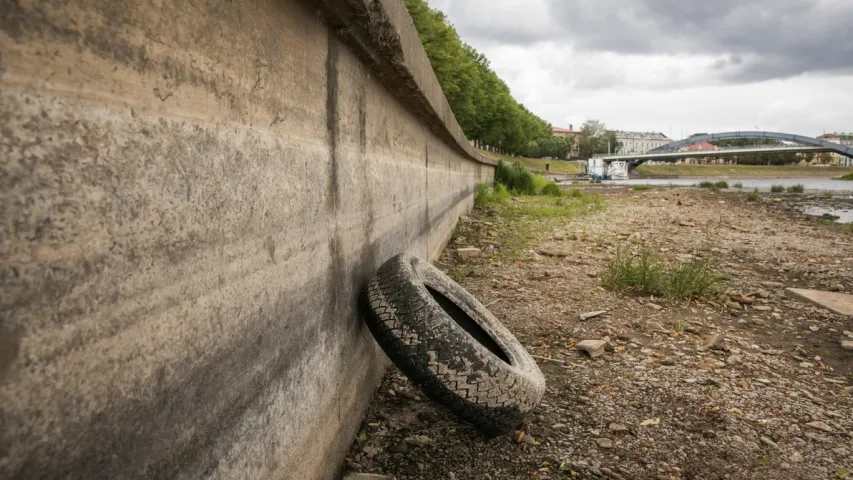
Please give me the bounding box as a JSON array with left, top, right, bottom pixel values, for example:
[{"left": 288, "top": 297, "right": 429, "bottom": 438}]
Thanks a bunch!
[
  {"left": 818, "top": 133, "right": 853, "bottom": 166},
  {"left": 552, "top": 125, "right": 580, "bottom": 157},
  {"left": 614, "top": 131, "right": 671, "bottom": 155}
]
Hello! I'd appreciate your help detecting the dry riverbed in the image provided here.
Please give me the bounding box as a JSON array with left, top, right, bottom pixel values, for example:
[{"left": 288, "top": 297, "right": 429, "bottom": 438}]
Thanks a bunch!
[{"left": 342, "top": 187, "right": 853, "bottom": 480}]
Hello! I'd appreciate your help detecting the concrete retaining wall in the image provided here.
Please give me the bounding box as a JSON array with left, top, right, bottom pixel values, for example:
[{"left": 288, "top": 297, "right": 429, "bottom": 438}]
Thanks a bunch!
[{"left": 0, "top": 1, "right": 493, "bottom": 478}]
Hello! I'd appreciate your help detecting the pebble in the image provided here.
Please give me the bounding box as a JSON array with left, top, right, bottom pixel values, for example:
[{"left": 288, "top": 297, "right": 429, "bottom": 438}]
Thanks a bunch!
[
  {"left": 700, "top": 333, "right": 725, "bottom": 351},
  {"left": 841, "top": 340, "right": 853, "bottom": 351},
  {"left": 756, "top": 378, "right": 772, "bottom": 385},
  {"left": 753, "top": 306, "right": 772, "bottom": 312},
  {"left": 645, "top": 321, "right": 669, "bottom": 333},
  {"left": 790, "top": 452, "right": 804, "bottom": 463},
  {"left": 552, "top": 423, "right": 568, "bottom": 430},
  {"left": 809, "top": 325, "right": 820, "bottom": 332},
  {"left": 647, "top": 303, "right": 663, "bottom": 311},
  {"left": 730, "top": 295, "right": 754, "bottom": 304},
  {"left": 726, "top": 355, "right": 742, "bottom": 365},
  {"left": 804, "top": 421, "right": 834, "bottom": 433},
  {"left": 608, "top": 423, "right": 629, "bottom": 433},
  {"left": 405, "top": 435, "right": 433, "bottom": 447},
  {"left": 580, "top": 310, "right": 607, "bottom": 321},
  {"left": 596, "top": 438, "right": 613, "bottom": 449},
  {"left": 456, "top": 247, "right": 481, "bottom": 260},
  {"left": 760, "top": 436, "right": 778, "bottom": 448}
]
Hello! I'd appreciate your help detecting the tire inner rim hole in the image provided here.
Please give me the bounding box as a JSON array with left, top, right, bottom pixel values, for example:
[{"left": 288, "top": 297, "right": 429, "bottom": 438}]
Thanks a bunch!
[{"left": 426, "top": 286, "right": 511, "bottom": 364}]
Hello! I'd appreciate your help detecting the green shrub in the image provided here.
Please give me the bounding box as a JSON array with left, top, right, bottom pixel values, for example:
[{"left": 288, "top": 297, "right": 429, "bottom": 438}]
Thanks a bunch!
[
  {"left": 697, "top": 181, "right": 715, "bottom": 189},
  {"left": 633, "top": 184, "right": 651, "bottom": 191},
  {"left": 714, "top": 180, "right": 729, "bottom": 189},
  {"left": 770, "top": 185, "right": 785, "bottom": 193},
  {"left": 746, "top": 189, "right": 759, "bottom": 202},
  {"left": 787, "top": 184, "right": 804, "bottom": 193},
  {"left": 541, "top": 182, "right": 563, "bottom": 197},
  {"left": 496, "top": 160, "right": 536, "bottom": 195},
  {"left": 531, "top": 174, "right": 551, "bottom": 195},
  {"left": 732, "top": 182, "right": 743, "bottom": 189},
  {"left": 566, "top": 188, "right": 583, "bottom": 198},
  {"left": 824, "top": 191, "right": 834, "bottom": 198},
  {"left": 839, "top": 173, "right": 853, "bottom": 180}
]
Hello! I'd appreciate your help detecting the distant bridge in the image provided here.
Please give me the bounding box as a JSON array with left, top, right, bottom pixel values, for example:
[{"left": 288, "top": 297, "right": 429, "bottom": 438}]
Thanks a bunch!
[{"left": 594, "top": 131, "right": 853, "bottom": 168}]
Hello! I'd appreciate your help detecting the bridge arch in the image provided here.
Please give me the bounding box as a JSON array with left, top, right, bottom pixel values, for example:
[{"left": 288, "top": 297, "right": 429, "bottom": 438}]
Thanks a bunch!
[{"left": 649, "top": 131, "right": 853, "bottom": 158}]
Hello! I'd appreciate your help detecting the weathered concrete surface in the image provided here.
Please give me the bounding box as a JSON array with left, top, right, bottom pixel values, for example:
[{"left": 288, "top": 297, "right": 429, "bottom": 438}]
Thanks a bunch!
[
  {"left": 785, "top": 288, "right": 853, "bottom": 316},
  {"left": 0, "top": 1, "right": 493, "bottom": 479}
]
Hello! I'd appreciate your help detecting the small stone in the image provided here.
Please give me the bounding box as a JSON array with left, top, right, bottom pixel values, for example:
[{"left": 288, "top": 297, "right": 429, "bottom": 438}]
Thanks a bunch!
[
  {"left": 405, "top": 435, "right": 433, "bottom": 447},
  {"left": 645, "top": 321, "right": 669, "bottom": 333},
  {"left": 830, "top": 284, "right": 845, "bottom": 292},
  {"left": 596, "top": 438, "right": 613, "bottom": 449},
  {"left": 804, "top": 421, "right": 834, "bottom": 433},
  {"left": 576, "top": 340, "right": 607, "bottom": 358},
  {"left": 456, "top": 247, "right": 481, "bottom": 260},
  {"left": 580, "top": 310, "right": 607, "bottom": 321},
  {"left": 800, "top": 362, "right": 815, "bottom": 368},
  {"left": 608, "top": 423, "right": 629, "bottom": 433},
  {"left": 647, "top": 303, "right": 663, "bottom": 311},
  {"left": 844, "top": 330, "right": 853, "bottom": 338},
  {"left": 726, "top": 355, "right": 742, "bottom": 365},
  {"left": 751, "top": 318, "right": 767, "bottom": 326},
  {"left": 789, "top": 452, "right": 804, "bottom": 463},
  {"left": 756, "top": 378, "right": 772, "bottom": 385},
  {"left": 700, "top": 333, "right": 725, "bottom": 351},
  {"left": 343, "top": 473, "right": 394, "bottom": 480},
  {"left": 761, "top": 281, "right": 784, "bottom": 288},
  {"left": 361, "top": 446, "right": 381, "bottom": 458},
  {"left": 809, "top": 325, "right": 819, "bottom": 332},
  {"left": 388, "top": 440, "right": 409, "bottom": 454},
  {"left": 750, "top": 289, "right": 772, "bottom": 299},
  {"left": 753, "top": 306, "right": 772, "bottom": 312},
  {"left": 678, "top": 220, "right": 696, "bottom": 227},
  {"left": 730, "top": 295, "right": 754, "bottom": 305},
  {"left": 552, "top": 423, "right": 568, "bottom": 430},
  {"left": 760, "top": 436, "right": 778, "bottom": 448},
  {"left": 841, "top": 340, "right": 853, "bottom": 351}
]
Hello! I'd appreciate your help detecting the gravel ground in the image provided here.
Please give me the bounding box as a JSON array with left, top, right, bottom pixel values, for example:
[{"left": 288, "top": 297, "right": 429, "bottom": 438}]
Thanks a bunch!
[{"left": 342, "top": 188, "right": 853, "bottom": 480}]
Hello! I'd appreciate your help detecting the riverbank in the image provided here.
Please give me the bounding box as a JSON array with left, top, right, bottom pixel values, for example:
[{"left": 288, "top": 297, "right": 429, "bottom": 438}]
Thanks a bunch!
[
  {"left": 343, "top": 188, "right": 853, "bottom": 480},
  {"left": 636, "top": 164, "right": 853, "bottom": 178}
]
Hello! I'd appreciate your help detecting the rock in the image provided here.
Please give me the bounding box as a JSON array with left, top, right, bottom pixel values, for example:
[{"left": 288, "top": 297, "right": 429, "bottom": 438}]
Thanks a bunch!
[
  {"left": 361, "top": 446, "right": 381, "bottom": 458},
  {"left": 730, "top": 295, "right": 754, "bottom": 305},
  {"left": 343, "top": 473, "right": 394, "bottom": 480},
  {"left": 685, "top": 325, "right": 702, "bottom": 334},
  {"left": 645, "top": 321, "right": 669, "bottom": 333},
  {"left": 552, "top": 423, "right": 568, "bottom": 430},
  {"left": 809, "top": 325, "right": 820, "bottom": 332},
  {"left": 756, "top": 378, "right": 772, "bottom": 385},
  {"left": 388, "top": 440, "right": 409, "bottom": 454},
  {"left": 761, "top": 281, "right": 784, "bottom": 288},
  {"left": 576, "top": 340, "right": 607, "bottom": 358},
  {"left": 726, "top": 355, "right": 742, "bottom": 365},
  {"left": 831, "top": 284, "right": 845, "bottom": 292},
  {"left": 749, "top": 289, "right": 771, "bottom": 299},
  {"left": 405, "top": 435, "right": 433, "bottom": 447},
  {"left": 700, "top": 333, "right": 725, "bottom": 351},
  {"left": 841, "top": 340, "right": 853, "bottom": 351},
  {"left": 804, "top": 421, "right": 834, "bottom": 433},
  {"left": 580, "top": 310, "right": 607, "bottom": 321},
  {"left": 789, "top": 452, "right": 804, "bottom": 463},
  {"left": 537, "top": 246, "right": 572, "bottom": 257},
  {"left": 608, "top": 423, "right": 629, "bottom": 433},
  {"left": 844, "top": 330, "right": 853, "bottom": 338},
  {"left": 647, "top": 303, "right": 663, "bottom": 311},
  {"left": 751, "top": 318, "right": 767, "bottom": 326},
  {"left": 753, "top": 306, "right": 772, "bottom": 312},
  {"left": 760, "top": 436, "right": 778, "bottom": 448},
  {"left": 456, "top": 247, "right": 481, "bottom": 260},
  {"left": 596, "top": 438, "right": 613, "bottom": 449},
  {"left": 678, "top": 220, "right": 696, "bottom": 227}
]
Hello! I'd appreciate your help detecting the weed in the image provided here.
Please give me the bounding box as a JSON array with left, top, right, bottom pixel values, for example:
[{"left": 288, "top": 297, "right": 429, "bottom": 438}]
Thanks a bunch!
[
  {"left": 697, "top": 181, "right": 715, "bottom": 189},
  {"left": 824, "top": 191, "right": 834, "bottom": 198},
  {"left": 703, "top": 385, "right": 717, "bottom": 394},
  {"left": 633, "top": 184, "right": 651, "bottom": 191},
  {"left": 662, "top": 260, "right": 724, "bottom": 299},
  {"left": 839, "top": 173, "right": 853, "bottom": 180},
  {"left": 672, "top": 319, "right": 688, "bottom": 333},
  {"left": 746, "top": 189, "right": 759, "bottom": 202},
  {"left": 714, "top": 180, "right": 729, "bottom": 189},
  {"left": 787, "top": 184, "right": 804, "bottom": 193},
  {"left": 496, "top": 160, "right": 536, "bottom": 195},
  {"left": 601, "top": 248, "right": 723, "bottom": 299},
  {"left": 566, "top": 188, "right": 583, "bottom": 198},
  {"left": 474, "top": 182, "right": 509, "bottom": 206},
  {"left": 770, "top": 185, "right": 785, "bottom": 193},
  {"left": 449, "top": 265, "right": 471, "bottom": 282},
  {"left": 757, "top": 456, "right": 771, "bottom": 466},
  {"left": 732, "top": 182, "right": 743, "bottom": 189},
  {"left": 531, "top": 174, "right": 552, "bottom": 194}
]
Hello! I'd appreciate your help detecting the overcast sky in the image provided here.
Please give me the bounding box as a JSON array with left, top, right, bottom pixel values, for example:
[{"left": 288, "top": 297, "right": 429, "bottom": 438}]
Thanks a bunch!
[{"left": 431, "top": 0, "right": 853, "bottom": 139}]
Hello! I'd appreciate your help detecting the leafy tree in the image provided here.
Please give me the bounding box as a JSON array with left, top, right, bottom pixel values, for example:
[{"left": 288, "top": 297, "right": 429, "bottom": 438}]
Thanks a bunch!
[{"left": 577, "top": 121, "right": 622, "bottom": 158}]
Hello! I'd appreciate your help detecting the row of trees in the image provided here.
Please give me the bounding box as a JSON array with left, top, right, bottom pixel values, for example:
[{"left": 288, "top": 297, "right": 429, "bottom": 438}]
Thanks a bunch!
[{"left": 404, "top": 0, "right": 552, "bottom": 156}]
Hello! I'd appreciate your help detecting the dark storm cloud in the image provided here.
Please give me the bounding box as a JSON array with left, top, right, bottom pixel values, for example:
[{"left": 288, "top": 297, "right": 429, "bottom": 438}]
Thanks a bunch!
[{"left": 445, "top": 0, "right": 853, "bottom": 83}]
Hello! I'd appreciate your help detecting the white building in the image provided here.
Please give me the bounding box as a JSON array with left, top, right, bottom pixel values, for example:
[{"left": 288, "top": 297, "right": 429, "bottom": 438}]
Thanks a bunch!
[{"left": 614, "top": 131, "right": 672, "bottom": 155}]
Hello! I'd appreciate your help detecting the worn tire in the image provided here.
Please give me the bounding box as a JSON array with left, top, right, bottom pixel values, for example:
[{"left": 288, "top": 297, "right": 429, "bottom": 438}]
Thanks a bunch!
[{"left": 362, "top": 253, "right": 545, "bottom": 435}]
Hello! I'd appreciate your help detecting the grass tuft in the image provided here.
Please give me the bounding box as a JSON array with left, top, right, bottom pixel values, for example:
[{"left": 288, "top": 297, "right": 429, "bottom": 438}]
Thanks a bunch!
[
  {"left": 602, "top": 248, "right": 723, "bottom": 299},
  {"left": 475, "top": 182, "right": 509, "bottom": 206},
  {"left": 839, "top": 173, "right": 853, "bottom": 180},
  {"left": 787, "top": 184, "right": 804, "bottom": 193},
  {"left": 633, "top": 184, "right": 651, "bottom": 191},
  {"left": 746, "top": 189, "right": 759, "bottom": 202},
  {"left": 770, "top": 185, "right": 785, "bottom": 193},
  {"left": 824, "top": 191, "right": 834, "bottom": 198},
  {"left": 541, "top": 182, "right": 563, "bottom": 197},
  {"left": 732, "top": 182, "right": 743, "bottom": 189}
]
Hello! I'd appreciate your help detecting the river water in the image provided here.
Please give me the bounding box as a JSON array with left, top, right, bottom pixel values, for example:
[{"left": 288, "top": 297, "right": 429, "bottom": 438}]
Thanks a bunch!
[{"left": 605, "top": 177, "right": 853, "bottom": 192}]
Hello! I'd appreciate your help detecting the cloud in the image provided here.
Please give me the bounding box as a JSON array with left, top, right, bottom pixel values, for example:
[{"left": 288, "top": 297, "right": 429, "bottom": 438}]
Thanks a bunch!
[{"left": 440, "top": 0, "right": 853, "bottom": 83}]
